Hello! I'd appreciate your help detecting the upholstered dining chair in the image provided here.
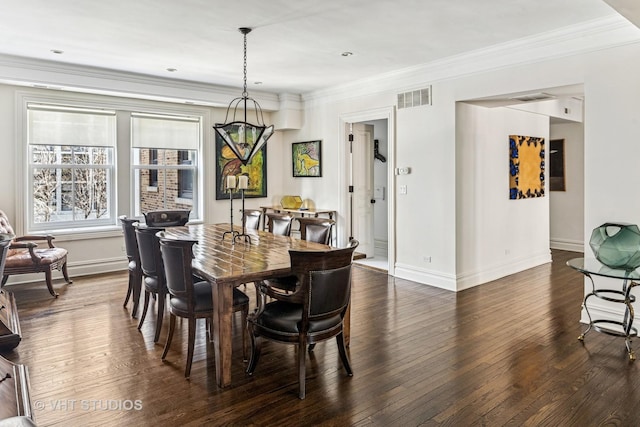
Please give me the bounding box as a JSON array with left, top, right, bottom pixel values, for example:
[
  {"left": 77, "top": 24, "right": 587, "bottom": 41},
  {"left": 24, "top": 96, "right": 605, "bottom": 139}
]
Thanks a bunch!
[
  {"left": 262, "top": 217, "right": 337, "bottom": 295},
  {"left": 265, "top": 213, "right": 294, "bottom": 236},
  {"left": 297, "top": 217, "right": 335, "bottom": 245},
  {"left": 119, "top": 215, "right": 142, "bottom": 317},
  {"left": 0, "top": 210, "right": 71, "bottom": 297},
  {"left": 143, "top": 210, "right": 190, "bottom": 227},
  {"left": 158, "top": 233, "right": 250, "bottom": 378},
  {"left": 134, "top": 224, "right": 167, "bottom": 343},
  {"left": 246, "top": 240, "right": 359, "bottom": 399},
  {"left": 241, "top": 209, "right": 262, "bottom": 231}
]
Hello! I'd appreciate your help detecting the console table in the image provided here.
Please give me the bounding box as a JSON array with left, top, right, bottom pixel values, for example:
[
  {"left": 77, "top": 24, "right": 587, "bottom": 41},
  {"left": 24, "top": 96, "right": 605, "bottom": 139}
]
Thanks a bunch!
[
  {"left": 260, "top": 206, "right": 337, "bottom": 245},
  {"left": 0, "top": 354, "right": 33, "bottom": 420},
  {"left": 567, "top": 257, "right": 639, "bottom": 360}
]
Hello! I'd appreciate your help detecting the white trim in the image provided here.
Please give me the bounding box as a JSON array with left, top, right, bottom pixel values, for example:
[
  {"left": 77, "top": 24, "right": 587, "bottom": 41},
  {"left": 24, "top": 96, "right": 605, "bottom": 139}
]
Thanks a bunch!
[
  {"left": 550, "top": 238, "right": 584, "bottom": 253},
  {"left": 394, "top": 263, "right": 457, "bottom": 291},
  {"left": 339, "top": 106, "right": 396, "bottom": 276},
  {"left": 305, "top": 15, "right": 640, "bottom": 104}
]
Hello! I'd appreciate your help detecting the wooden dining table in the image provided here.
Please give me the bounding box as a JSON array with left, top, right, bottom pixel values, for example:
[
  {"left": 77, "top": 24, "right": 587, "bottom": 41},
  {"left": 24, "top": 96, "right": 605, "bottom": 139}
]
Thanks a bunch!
[{"left": 162, "top": 223, "right": 348, "bottom": 388}]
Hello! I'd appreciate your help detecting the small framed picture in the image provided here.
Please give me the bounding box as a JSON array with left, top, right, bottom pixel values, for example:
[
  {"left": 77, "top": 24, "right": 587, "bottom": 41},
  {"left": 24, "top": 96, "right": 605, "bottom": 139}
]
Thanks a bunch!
[{"left": 292, "top": 140, "right": 322, "bottom": 177}]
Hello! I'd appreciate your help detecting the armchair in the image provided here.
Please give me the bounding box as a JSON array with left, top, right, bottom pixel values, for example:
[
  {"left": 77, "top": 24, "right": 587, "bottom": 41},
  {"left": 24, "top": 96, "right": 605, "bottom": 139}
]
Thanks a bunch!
[
  {"left": 247, "top": 240, "right": 359, "bottom": 399},
  {"left": 0, "top": 210, "right": 71, "bottom": 297}
]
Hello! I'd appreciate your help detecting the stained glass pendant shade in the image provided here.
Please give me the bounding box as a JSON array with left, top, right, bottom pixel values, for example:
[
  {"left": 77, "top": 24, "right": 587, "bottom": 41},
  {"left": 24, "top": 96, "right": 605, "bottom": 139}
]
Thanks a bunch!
[{"left": 214, "top": 27, "right": 274, "bottom": 166}]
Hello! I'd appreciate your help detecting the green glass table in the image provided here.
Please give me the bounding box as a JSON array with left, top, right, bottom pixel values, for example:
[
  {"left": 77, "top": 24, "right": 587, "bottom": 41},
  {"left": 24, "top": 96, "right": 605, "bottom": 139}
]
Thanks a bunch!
[{"left": 567, "top": 257, "right": 640, "bottom": 360}]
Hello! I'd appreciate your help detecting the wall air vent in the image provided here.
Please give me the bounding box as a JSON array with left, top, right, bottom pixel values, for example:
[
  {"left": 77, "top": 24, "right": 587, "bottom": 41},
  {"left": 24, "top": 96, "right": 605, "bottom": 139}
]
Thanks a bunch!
[
  {"left": 509, "top": 92, "right": 556, "bottom": 102},
  {"left": 397, "top": 86, "right": 431, "bottom": 109}
]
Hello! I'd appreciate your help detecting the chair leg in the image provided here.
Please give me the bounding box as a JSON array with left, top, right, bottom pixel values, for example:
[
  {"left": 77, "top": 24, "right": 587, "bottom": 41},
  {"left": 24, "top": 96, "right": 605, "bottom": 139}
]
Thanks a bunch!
[
  {"left": 154, "top": 291, "right": 165, "bottom": 343},
  {"left": 123, "top": 272, "right": 133, "bottom": 308},
  {"left": 138, "top": 290, "right": 150, "bottom": 330},
  {"left": 1, "top": 275, "right": 7, "bottom": 286},
  {"left": 61, "top": 261, "right": 72, "bottom": 284},
  {"left": 131, "top": 270, "right": 142, "bottom": 319},
  {"left": 44, "top": 269, "right": 58, "bottom": 298},
  {"left": 246, "top": 332, "right": 262, "bottom": 375},
  {"left": 298, "top": 339, "right": 307, "bottom": 399},
  {"left": 336, "top": 332, "right": 353, "bottom": 376},
  {"left": 241, "top": 305, "right": 248, "bottom": 362},
  {"left": 185, "top": 317, "right": 196, "bottom": 378},
  {"left": 161, "top": 313, "right": 176, "bottom": 360}
]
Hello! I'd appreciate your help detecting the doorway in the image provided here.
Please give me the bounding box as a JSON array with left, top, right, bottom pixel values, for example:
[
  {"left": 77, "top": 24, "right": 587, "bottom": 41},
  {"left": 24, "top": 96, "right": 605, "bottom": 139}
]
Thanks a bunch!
[{"left": 339, "top": 107, "right": 395, "bottom": 275}]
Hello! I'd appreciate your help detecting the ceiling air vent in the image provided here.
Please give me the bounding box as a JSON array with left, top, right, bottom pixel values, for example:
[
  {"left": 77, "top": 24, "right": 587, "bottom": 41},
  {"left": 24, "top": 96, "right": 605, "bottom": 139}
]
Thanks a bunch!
[
  {"left": 397, "top": 86, "right": 431, "bottom": 109},
  {"left": 509, "top": 92, "right": 556, "bottom": 102}
]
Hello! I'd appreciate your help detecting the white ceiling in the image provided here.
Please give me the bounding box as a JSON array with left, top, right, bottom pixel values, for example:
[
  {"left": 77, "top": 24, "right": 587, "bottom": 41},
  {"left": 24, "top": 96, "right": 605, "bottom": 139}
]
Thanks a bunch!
[{"left": 0, "top": 0, "right": 628, "bottom": 95}]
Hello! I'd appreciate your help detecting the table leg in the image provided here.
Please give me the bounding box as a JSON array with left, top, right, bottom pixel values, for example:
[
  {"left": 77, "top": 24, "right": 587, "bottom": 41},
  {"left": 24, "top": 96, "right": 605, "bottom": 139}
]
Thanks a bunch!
[
  {"left": 344, "top": 303, "right": 351, "bottom": 347},
  {"left": 212, "top": 281, "right": 234, "bottom": 387}
]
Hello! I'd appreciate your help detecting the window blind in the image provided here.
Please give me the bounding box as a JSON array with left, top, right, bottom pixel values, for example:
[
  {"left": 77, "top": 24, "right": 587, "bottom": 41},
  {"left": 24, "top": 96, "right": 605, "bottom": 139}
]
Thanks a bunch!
[{"left": 131, "top": 113, "right": 200, "bottom": 150}]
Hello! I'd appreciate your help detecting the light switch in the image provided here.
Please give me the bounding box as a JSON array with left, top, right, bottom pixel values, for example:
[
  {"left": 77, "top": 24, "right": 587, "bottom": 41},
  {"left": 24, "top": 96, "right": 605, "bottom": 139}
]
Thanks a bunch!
[
  {"left": 374, "top": 186, "right": 385, "bottom": 200},
  {"left": 399, "top": 185, "right": 407, "bottom": 195}
]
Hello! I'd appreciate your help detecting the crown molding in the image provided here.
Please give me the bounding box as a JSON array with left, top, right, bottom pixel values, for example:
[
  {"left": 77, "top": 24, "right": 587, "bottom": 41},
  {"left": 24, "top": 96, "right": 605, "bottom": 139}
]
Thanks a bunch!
[
  {"left": 0, "top": 54, "right": 281, "bottom": 111},
  {"left": 303, "top": 15, "right": 640, "bottom": 104}
]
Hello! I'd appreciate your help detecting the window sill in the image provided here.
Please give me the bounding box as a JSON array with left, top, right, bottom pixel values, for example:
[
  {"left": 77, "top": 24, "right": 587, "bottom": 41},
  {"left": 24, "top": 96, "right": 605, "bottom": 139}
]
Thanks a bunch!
[{"left": 35, "top": 225, "right": 124, "bottom": 243}]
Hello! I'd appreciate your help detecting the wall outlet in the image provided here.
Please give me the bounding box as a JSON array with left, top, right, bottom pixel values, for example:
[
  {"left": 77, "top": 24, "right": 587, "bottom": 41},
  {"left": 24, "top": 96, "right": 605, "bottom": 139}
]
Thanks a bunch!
[
  {"left": 423, "top": 256, "right": 431, "bottom": 263},
  {"left": 399, "top": 185, "right": 407, "bottom": 195}
]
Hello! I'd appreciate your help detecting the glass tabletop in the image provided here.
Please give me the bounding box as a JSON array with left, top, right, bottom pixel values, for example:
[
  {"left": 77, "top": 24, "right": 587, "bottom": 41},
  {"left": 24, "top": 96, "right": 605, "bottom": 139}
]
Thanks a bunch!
[{"left": 567, "top": 257, "right": 640, "bottom": 280}]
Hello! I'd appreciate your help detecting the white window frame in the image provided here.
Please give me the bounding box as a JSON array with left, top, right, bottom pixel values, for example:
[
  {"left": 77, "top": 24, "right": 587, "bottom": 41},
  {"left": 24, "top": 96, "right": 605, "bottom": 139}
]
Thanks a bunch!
[{"left": 16, "top": 91, "right": 207, "bottom": 238}]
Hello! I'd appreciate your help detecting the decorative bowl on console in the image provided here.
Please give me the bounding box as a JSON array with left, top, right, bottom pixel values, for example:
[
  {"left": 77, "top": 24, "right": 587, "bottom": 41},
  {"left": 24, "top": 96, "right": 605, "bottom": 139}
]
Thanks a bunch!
[
  {"left": 589, "top": 223, "right": 640, "bottom": 271},
  {"left": 280, "top": 195, "right": 303, "bottom": 209}
]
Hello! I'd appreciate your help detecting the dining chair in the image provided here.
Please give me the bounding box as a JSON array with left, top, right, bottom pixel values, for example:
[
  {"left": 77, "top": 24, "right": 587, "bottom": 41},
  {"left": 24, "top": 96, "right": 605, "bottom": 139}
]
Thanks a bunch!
[
  {"left": 242, "top": 209, "right": 262, "bottom": 231},
  {"left": 119, "top": 215, "right": 142, "bottom": 317},
  {"left": 158, "top": 233, "right": 250, "bottom": 378},
  {"left": 297, "top": 217, "right": 335, "bottom": 245},
  {"left": 134, "top": 224, "right": 167, "bottom": 343},
  {"left": 246, "top": 240, "right": 359, "bottom": 399},
  {"left": 263, "top": 217, "right": 337, "bottom": 295},
  {"left": 265, "top": 213, "right": 294, "bottom": 236},
  {"left": 143, "top": 209, "right": 190, "bottom": 227}
]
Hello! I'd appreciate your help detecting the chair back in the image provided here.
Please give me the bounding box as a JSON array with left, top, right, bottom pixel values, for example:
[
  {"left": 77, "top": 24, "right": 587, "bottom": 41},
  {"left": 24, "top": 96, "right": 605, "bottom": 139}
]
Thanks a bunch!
[
  {"left": 119, "top": 215, "right": 140, "bottom": 262},
  {"left": 266, "top": 213, "right": 293, "bottom": 236},
  {"left": 242, "top": 209, "right": 262, "bottom": 230},
  {"left": 158, "top": 234, "right": 198, "bottom": 307},
  {"left": 289, "top": 240, "right": 359, "bottom": 321},
  {"left": 144, "top": 210, "right": 190, "bottom": 227},
  {"left": 135, "top": 225, "right": 165, "bottom": 281},
  {"left": 298, "top": 217, "right": 335, "bottom": 245}
]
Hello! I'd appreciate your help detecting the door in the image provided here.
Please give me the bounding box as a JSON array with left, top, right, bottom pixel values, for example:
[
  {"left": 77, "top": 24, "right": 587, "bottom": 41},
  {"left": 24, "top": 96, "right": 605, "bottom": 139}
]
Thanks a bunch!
[{"left": 348, "top": 123, "right": 375, "bottom": 257}]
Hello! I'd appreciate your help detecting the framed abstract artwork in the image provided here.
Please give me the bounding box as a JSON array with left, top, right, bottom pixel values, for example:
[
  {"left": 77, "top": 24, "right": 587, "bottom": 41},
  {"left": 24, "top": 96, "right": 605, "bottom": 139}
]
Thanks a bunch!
[
  {"left": 292, "top": 140, "right": 322, "bottom": 177},
  {"left": 509, "top": 135, "right": 545, "bottom": 200},
  {"left": 215, "top": 133, "right": 267, "bottom": 200}
]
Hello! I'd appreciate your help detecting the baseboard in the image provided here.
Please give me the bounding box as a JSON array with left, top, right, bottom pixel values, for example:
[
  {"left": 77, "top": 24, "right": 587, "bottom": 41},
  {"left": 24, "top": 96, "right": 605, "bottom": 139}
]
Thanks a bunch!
[
  {"left": 2, "top": 257, "right": 126, "bottom": 287},
  {"left": 550, "top": 238, "right": 584, "bottom": 253},
  {"left": 455, "top": 251, "right": 552, "bottom": 291},
  {"left": 393, "top": 263, "right": 457, "bottom": 291}
]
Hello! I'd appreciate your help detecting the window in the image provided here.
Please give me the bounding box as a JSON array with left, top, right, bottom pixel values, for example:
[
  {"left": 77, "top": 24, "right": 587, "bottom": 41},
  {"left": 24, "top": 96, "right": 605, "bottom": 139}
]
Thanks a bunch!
[
  {"left": 28, "top": 104, "right": 116, "bottom": 230},
  {"left": 149, "top": 149, "right": 158, "bottom": 187},
  {"left": 131, "top": 113, "right": 200, "bottom": 215}
]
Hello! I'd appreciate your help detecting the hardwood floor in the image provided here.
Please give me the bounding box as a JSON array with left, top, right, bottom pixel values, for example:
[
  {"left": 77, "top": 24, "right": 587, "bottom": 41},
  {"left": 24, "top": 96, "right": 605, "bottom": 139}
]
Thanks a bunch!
[{"left": 3, "top": 250, "right": 639, "bottom": 426}]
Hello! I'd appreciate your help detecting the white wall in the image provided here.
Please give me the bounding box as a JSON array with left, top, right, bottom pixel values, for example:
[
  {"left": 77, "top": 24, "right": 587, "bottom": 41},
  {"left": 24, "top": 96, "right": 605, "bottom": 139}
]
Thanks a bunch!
[
  {"left": 549, "top": 121, "right": 584, "bottom": 252},
  {"left": 456, "top": 104, "right": 551, "bottom": 290}
]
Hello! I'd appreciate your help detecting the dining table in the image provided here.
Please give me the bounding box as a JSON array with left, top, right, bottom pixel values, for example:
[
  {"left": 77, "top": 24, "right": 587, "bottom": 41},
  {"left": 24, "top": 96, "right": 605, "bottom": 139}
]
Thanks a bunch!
[{"left": 162, "top": 223, "right": 350, "bottom": 388}]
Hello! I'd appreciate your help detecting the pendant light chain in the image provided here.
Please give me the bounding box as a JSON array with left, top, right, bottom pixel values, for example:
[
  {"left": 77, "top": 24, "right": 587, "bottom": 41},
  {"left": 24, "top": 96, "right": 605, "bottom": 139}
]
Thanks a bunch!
[{"left": 242, "top": 30, "right": 248, "bottom": 98}]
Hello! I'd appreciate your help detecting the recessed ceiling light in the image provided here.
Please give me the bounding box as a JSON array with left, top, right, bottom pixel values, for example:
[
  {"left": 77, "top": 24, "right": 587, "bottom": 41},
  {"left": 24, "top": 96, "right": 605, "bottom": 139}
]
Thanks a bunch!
[
  {"left": 50, "top": 49, "right": 64, "bottom": 55},
  {"left": 341, "top": 51, "right": 353, "bottom": 57},
  {"left": 166, "top": 68, "right": 177, "bottom": 72}
]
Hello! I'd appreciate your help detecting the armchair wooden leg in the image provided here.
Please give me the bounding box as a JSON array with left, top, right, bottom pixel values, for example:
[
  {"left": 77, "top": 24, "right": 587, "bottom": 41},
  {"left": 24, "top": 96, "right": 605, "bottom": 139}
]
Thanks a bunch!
[
  {"left": 44, "top": 270, "right": 58, "bottom": 298},
  {"left": 336, "top": 332, "right": 353, "bottom": 376},
  {"left": 246, "top": 333, "right": 262, "bottom": 375},
  {"left": 61, "top": 261, "right": 72, "bottom": 284}
]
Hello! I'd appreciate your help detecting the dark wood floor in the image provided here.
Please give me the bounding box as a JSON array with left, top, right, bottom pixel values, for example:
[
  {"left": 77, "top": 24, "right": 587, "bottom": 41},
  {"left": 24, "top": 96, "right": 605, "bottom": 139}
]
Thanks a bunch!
[{"left": 3, "top": 250, "right": 639, "bottom": 426}]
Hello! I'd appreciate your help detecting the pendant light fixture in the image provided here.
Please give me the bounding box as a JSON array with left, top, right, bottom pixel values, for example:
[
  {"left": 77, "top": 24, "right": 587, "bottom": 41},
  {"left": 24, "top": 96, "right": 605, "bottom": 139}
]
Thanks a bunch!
[{"left": 213, "top": 27, "right": 274, "bottom": 165}]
